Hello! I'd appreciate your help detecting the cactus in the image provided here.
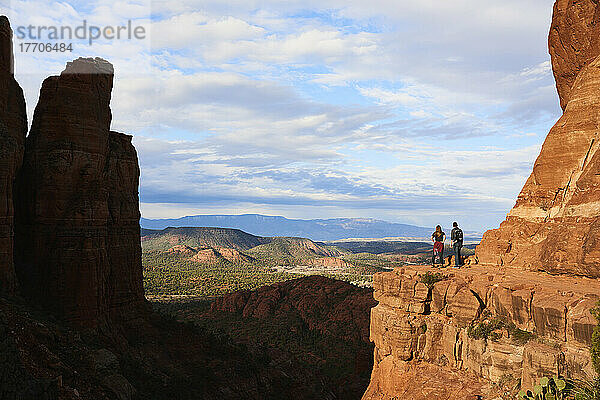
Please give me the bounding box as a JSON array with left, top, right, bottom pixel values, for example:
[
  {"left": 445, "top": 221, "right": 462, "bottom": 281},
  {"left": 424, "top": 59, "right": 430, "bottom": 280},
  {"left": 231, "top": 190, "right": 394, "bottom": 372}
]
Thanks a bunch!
[{"left": 518, "top": 376, "right": 568, "bottom": 400}]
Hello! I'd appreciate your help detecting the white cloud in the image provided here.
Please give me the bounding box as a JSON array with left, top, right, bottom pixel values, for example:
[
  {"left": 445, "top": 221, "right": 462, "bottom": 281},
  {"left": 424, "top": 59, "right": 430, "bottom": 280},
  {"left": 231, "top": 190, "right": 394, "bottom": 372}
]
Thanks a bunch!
[{"left": 6, "top": 0, "right": 562, "bottom": 230}]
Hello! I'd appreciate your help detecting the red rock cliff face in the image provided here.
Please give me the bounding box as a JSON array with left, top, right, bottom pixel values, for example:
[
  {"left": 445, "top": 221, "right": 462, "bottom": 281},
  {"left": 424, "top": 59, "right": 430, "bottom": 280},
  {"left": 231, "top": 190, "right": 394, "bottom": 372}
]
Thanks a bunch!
[
  {"left": 362, "top": 266, "right": 598, "bottom": 400},
  {"left": 477, "top": 0, "right": 600, "bottom": 278},
  {"left": 549, "top": 0, "right": 600, "bottom": 110},
  {"left": 0, "top": 17, "right": 27, "bottom": 295},
  {"left": 14, "top": 58, "right": 145, "bottom": 327}
]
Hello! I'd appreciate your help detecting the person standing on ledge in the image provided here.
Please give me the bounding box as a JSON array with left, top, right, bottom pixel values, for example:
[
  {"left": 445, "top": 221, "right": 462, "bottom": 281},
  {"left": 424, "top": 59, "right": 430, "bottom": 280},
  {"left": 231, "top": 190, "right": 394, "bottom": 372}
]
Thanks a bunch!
[
  {"left": 431, "top": 225, "right": 445, "bottom": 266},
  {"left": 451, "top": 222, "right": 464, "bottom": 268}
]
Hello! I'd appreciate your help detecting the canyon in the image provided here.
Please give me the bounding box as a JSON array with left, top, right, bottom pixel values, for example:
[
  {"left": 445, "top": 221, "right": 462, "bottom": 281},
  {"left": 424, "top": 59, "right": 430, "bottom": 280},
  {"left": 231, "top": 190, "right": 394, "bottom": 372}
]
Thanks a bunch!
[
  {"left": 2, "top": 0, "right": 600, "bottom": 397},
  {"left": 0, "top": 15, "right": 376, "bottom": 400}
]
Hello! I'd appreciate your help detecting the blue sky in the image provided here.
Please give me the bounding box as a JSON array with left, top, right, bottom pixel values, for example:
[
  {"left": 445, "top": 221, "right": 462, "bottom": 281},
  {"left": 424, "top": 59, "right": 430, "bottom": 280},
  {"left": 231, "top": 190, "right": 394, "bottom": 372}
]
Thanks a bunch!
[{"left": 4, "top": 0, "right": 560, "bottom": 231}]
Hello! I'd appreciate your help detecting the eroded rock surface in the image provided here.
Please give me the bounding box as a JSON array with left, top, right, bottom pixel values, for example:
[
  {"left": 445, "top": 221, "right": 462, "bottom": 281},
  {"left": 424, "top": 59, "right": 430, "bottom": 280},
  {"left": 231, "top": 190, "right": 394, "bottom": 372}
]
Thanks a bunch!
[
  {"left": 549, "top": 0, "right": 600, "bottom": 110},
  {"left": 477, "top": 0, "right": 600, "bottom": 278},
  {"left": 14, "top": 58, "right": 145, "bottom": 327},
  {"left": 0, "top": 16, "right": 27, "bottom": 295},
  {"left": 362, "top": 266, "right": 599, "bottom": 400}
]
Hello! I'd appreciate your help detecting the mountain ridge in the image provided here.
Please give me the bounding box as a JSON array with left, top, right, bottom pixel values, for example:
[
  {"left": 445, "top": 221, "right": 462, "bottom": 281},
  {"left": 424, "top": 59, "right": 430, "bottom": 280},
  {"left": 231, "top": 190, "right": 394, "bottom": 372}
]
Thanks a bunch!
[{"left": 140, "top": 214, "right": 470, "bottom": 241}]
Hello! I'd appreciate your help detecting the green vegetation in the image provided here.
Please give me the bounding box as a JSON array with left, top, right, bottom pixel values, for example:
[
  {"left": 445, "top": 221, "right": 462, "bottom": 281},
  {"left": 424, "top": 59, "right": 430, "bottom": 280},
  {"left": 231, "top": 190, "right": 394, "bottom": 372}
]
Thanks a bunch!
[
  {"left": 344, "top": 252, "right": 399, "bottom": 270},
  {"left": 247, "top": 237, "right": 349, "bottom": 265},
  {"left": 519, "top": 376, "right": 568, "bottom": 400},
  {"left": 592, "top": 301, "right": 600, "bottom": 376},
  {"left": 143, "top": 252, "right": 300, "bottom": 297},
  {"left": 569, "top": 378, "right": 600, "bottom": 400},
  {"left": 510, "top": 325, "right": 536, "bottom": 345},
  {"left": 418, "top": 271, "right": 447, "bottom": 289},
  {"left": 142, "top": 227, "right": 268, "bottom": 252},
  {"left": 142, "top": 227, "right": 402, "bottom": 299},
  {"left": 467, "top": 312, "right": 535, "bottom": 344},
  {"left": 468, "top": 317, "right": 505, "bottom": 341}
]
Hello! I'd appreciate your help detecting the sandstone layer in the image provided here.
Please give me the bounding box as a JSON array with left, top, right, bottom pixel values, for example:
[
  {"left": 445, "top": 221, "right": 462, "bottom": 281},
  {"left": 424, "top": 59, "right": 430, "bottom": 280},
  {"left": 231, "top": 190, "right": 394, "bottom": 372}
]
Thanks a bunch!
[
  {"left": 0, "top": 17, "right": 27, "bottom": 295},
  {"left": 477, "top": 0, "right": 600, "bottom": 278},
  {"left": 362, "top": 266, "right": 599, "bottom": 400},
  {"left": 549, "top": 0, "right": 600, "bottom": 110},
  {"left": 14, "top": 58, "right": 145, "bottom": 327}
]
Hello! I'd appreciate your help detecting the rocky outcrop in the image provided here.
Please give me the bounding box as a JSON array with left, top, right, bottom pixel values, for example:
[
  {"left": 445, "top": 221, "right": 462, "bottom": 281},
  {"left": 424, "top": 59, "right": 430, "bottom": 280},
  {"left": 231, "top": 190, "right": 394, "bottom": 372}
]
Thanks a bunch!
[
  {"left": 206, "top": 276, "right": 377, "bottom": 399},
  {"left": 210, "top": 276, "right": 375, "bottom": 343},
  {"left": 363, "top": 266, "right": 598, "bottom": 400},
  {"left": 549, "top": 0, "right": 600, "bottom": 110},
  {"left": 14, "top": 58, "right": 145, "bottom": 327},
  {"left": 477, "top": 0, "right": 600, "bottom": 278},
  {"left": 106, "top": 131, "right": 144, "bottom": 318},
  {"left": 0, "top": 17, "right": 27, "bottom": 295}
]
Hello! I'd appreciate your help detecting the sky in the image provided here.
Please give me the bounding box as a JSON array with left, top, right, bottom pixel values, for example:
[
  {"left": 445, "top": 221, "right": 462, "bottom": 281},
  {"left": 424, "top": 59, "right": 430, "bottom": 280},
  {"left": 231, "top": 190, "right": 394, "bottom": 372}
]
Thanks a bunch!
[{"left": 3, "top": 0, "right": 561, "bottom": 232}]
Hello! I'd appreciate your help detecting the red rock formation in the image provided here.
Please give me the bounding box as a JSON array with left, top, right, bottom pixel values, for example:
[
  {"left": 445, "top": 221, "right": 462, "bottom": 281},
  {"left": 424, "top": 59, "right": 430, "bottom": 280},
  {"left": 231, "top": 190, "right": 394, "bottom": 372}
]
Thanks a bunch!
[
  {"left": 106, "top": 131, "right": 145, "bottom": 318},
  {"left": 210, "top": 276, "right": 375, "bottom": 344},
  {"left": 207, "top": 276, "right": 377, "bottom": 399},
  {"left": 0, "top": 17, "right": 27, "bottom": 295},
  {"left": 15, "top": 58, "right": 145, "bottom": 327},
  {"left": 308, "top": 256, "right": 354, "bottom": 269},
  {"left": 477, "top": 0, "right": 600, "bottom": 278},
  {"left": 549, "top": 0, "right": 600, "bottom": 110},
  {"left": 191, "top": 248, "right": 222, "bottom": 263},
  {"left": 363, "top": 266, "right": 599, "bottom": 400}
]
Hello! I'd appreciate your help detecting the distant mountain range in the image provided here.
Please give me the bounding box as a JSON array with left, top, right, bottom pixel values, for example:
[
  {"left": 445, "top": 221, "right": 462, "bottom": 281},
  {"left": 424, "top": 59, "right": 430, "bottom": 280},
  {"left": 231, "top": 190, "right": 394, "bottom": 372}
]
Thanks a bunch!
[{"left": 140, "top": 214, "right": 481, "bottom": 242}]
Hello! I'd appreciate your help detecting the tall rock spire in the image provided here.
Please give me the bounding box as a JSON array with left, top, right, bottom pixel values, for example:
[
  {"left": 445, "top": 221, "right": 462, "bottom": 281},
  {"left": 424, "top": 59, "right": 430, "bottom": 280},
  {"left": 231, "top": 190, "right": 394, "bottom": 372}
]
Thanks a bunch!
[
  {"left": 15, "top": 57, "right": 145, "bottom": 327},
  {"left": 0, "top": 16, "right": 27, "bottom": 295}
]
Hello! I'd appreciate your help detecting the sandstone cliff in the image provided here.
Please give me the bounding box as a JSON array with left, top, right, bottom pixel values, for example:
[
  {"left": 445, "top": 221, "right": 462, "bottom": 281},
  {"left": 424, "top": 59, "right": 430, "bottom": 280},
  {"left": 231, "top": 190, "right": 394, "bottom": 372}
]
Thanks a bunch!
[
  {"left": 0, "top": 17, "right": 27, "bottom": 295},
  {"left": 14, "top": 58, "right": 145, "bottom": 327},
  {"left": 549, "top": 0, "right": 600, "bottom": 110},
  {"left": 362, "top": 266, "right": 598, "bottom": 399},
  {"left": 477, "top": 0, "right": 600, "bottom": 278}
]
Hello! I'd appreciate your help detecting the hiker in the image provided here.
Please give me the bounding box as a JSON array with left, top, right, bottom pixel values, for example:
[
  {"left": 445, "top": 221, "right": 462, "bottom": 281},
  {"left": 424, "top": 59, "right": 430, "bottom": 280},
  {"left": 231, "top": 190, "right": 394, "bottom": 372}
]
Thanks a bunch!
[
  {"left": 451, "top": 222, "right": 464, "bottom": 268},
  {"left": 431, "top": 225, "right": 445, "bottom": 266}
]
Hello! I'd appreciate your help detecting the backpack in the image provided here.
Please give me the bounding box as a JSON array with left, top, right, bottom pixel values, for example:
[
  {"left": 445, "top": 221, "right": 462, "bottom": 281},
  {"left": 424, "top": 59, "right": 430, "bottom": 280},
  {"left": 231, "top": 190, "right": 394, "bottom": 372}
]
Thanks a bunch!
[{"left": 454, "top": 228, "right": 464, "bottom": 242}]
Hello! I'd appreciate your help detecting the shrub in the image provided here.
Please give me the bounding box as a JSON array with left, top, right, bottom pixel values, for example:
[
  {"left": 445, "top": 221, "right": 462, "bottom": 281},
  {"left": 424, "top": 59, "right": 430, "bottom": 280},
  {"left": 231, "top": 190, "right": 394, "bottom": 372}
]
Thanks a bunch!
[
  {"left": 591, "top": 301, "right": 600, "bottom": 376},
  {"left": 569, "top": 377, "right": 600, "bottom": 400},
  {"left": 467, "top": 316, "right": 535, "bottom": 344},
  {"left": 418, "top": 271, "right": 447, "bottom": 289},
  {"left": 510, "top": 326, "right": 536, "bottom": 345},
  {"left": 467, "top": 318, "right": 504, "bottom": 341}
]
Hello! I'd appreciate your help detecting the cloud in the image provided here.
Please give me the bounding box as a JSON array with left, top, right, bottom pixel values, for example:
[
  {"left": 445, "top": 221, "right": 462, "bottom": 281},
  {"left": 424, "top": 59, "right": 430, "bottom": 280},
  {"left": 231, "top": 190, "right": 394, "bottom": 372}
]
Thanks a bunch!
[{"left": 7, "top": 0, "right": 562, "bottom": 231}]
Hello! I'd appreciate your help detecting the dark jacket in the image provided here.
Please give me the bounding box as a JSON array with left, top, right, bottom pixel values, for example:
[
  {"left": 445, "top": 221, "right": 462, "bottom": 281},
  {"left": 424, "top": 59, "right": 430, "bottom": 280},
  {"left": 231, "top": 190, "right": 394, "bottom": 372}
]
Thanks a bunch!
[{"left": 451, "top": 227, "right": 463, "bottom": 246}]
